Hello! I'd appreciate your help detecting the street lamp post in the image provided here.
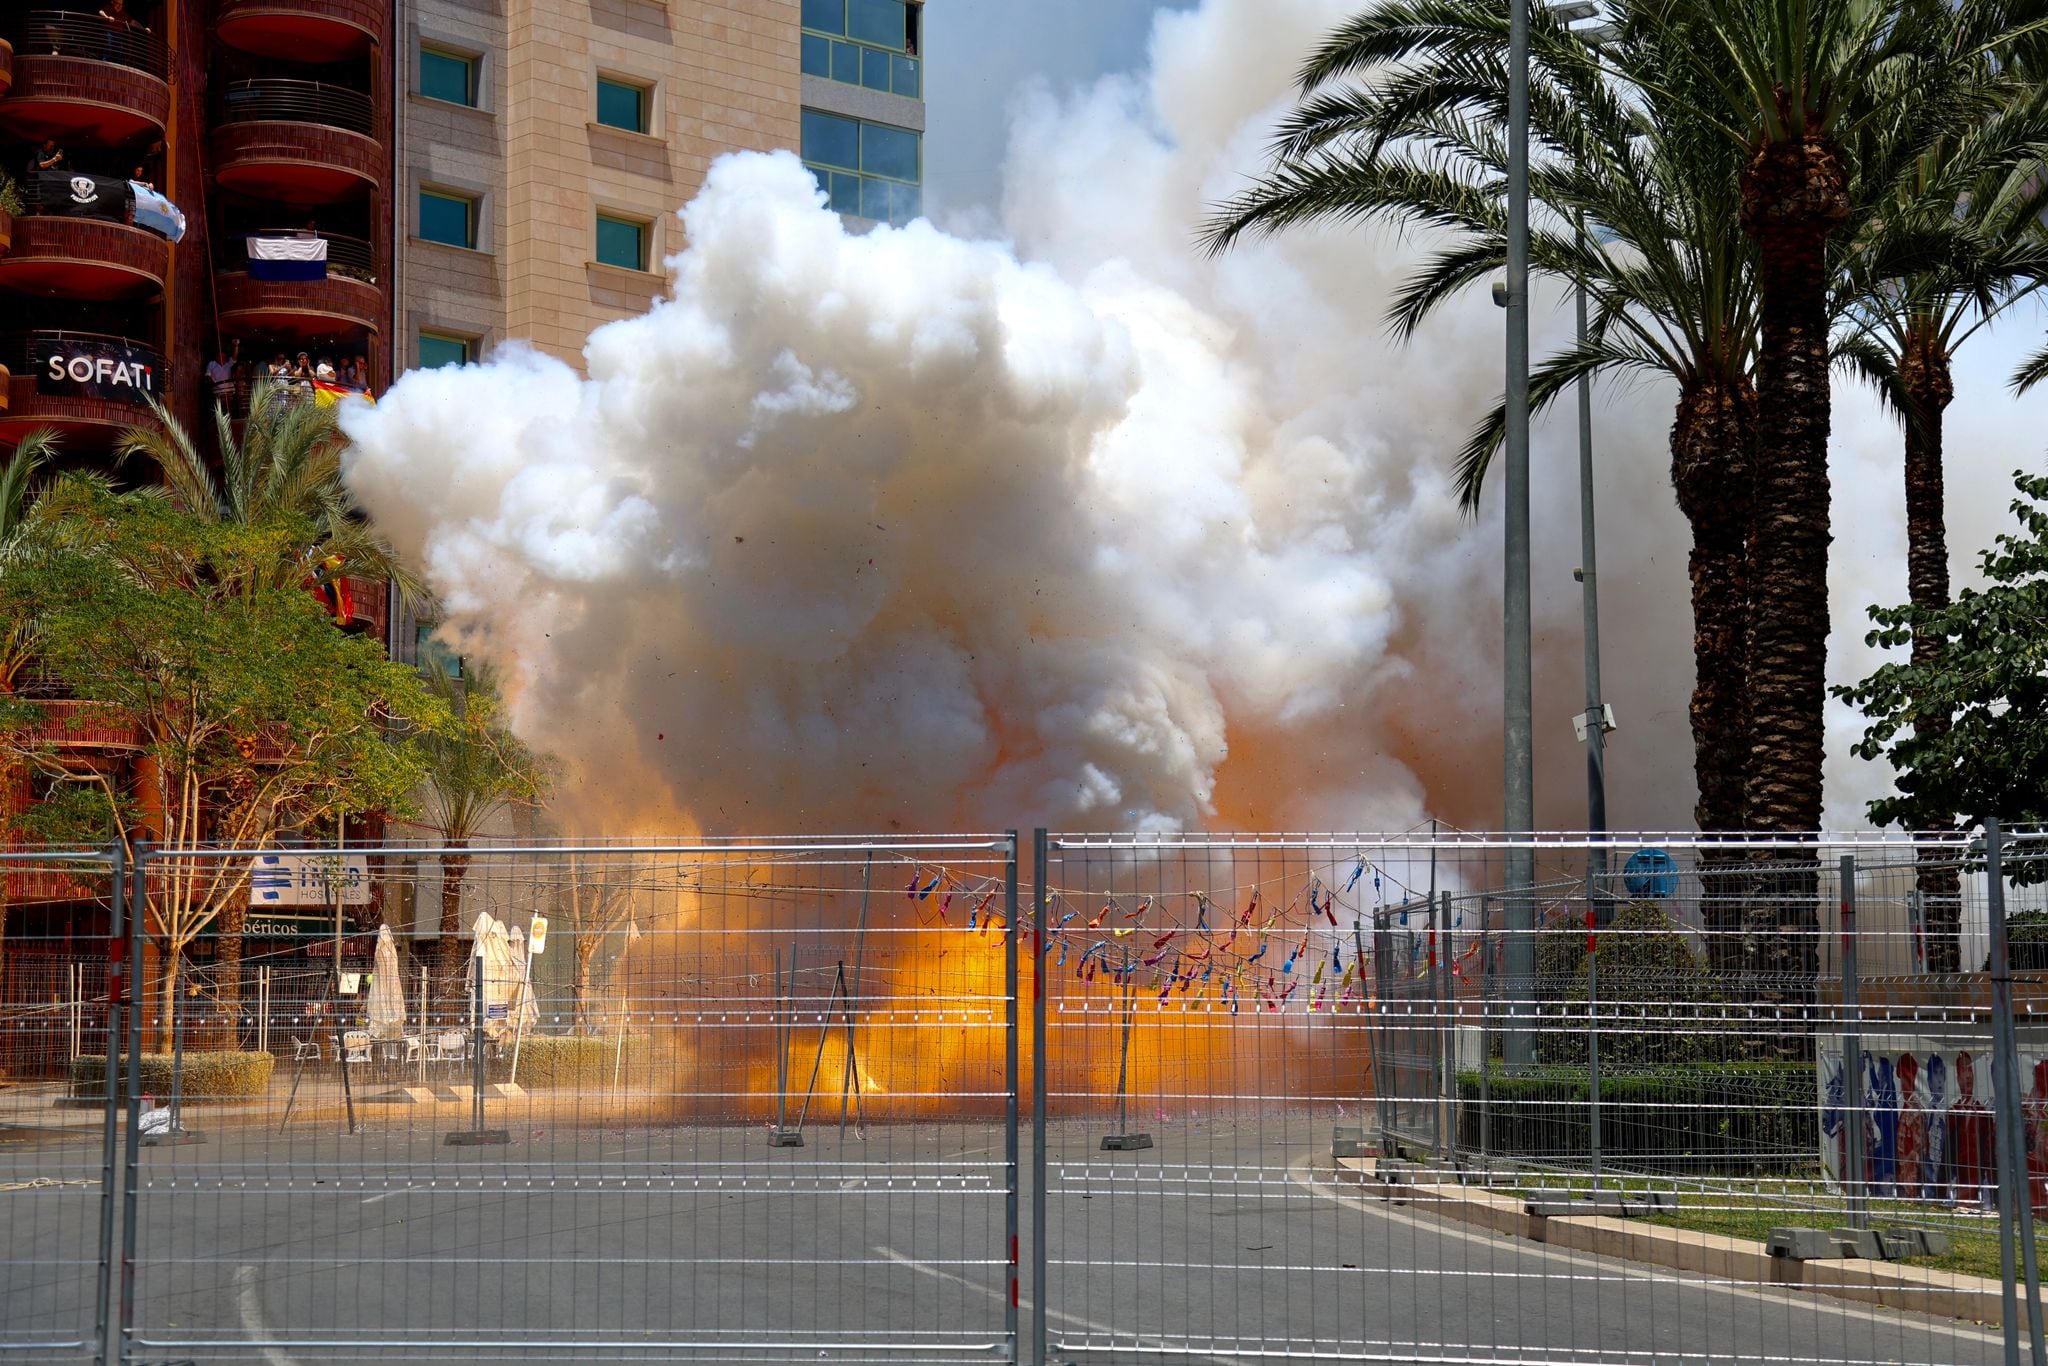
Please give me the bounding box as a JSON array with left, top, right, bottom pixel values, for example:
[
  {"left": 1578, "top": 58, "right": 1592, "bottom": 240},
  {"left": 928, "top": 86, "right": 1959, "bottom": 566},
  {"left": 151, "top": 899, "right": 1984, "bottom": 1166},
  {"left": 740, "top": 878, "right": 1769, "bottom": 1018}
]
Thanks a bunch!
[{"left": 1502, "top": 0, "right": 1537, "bottom": 1068}]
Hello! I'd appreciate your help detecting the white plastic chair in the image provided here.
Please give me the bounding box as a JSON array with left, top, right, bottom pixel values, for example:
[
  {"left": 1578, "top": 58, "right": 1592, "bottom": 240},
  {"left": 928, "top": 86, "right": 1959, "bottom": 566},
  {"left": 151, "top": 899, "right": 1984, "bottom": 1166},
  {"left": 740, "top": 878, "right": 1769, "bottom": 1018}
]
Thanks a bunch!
[
  {"left": 289, "top": 1036, "right": 320, "bottom": 1063},
  {"left": 340, "top": 1030, "right": 373, "bottom": 1064},
  {"left": 428, "top": 1031, "right": 467, "bottom": 1064}
]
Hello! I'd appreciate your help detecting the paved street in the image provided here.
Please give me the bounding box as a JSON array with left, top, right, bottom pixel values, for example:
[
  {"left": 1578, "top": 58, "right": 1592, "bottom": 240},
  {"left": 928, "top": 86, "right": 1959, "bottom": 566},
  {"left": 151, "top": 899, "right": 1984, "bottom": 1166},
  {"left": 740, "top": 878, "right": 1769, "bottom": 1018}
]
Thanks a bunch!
[{"left": 0, "top": 1106, "right": 2015, "bottom": 1363}]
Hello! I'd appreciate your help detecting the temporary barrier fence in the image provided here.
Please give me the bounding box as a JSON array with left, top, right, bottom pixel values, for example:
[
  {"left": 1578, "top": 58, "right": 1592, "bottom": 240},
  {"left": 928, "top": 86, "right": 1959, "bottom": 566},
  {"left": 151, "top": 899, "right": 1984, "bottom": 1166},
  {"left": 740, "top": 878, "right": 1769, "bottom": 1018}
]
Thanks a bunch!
[{"left": 1, "top": 831, "right": 2044, "bottom": 1363}]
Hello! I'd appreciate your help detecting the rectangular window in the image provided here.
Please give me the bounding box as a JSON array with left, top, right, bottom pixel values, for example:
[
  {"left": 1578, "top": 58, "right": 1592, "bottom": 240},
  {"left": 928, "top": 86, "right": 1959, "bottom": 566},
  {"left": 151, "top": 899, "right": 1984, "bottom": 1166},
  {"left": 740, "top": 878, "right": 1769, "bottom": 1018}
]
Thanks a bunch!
[
  {"left": 595, "top": 214, "right": 647, "bottom": 271},
  {"left": 419, "top": 189, "right": 476, "bottom": 248},
  {"left": 595, "top": 77, "right": 649, "bottom": 134},
  {"left": 415, "top": 625, "right": 463, "bottom": 677},
  {"left": 417, "top": 331, "right": 470, "bottom": 370},
  {"left": 847, "top": 0, "right": 907, "bottom": 50},
  {"left": 801, "top": 109, "right": 920, "bottom": 225},
  {"left": 803, "top": 0, "right": 918, "bottom": 94},
  {"left": 419, "top": 47, "right": 476, "bottom": 106},
  {"left": 801, "top": 31, "right": 831, "bottom": 78},
  {"left": 801, "top": 0, "right": 845, "bottom": 34}
]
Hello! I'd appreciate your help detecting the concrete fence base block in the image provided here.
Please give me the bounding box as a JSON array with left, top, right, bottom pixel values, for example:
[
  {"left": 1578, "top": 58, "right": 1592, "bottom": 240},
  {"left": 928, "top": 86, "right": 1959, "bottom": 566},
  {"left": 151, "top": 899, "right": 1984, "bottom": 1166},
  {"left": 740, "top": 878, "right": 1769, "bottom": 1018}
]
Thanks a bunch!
[
  {"left": 1767, "top": 1227, "right": 1839, "bottom": 1260},
  {"left": 1831, "top": 1227, "right": 1885, "bottom": 1260}
]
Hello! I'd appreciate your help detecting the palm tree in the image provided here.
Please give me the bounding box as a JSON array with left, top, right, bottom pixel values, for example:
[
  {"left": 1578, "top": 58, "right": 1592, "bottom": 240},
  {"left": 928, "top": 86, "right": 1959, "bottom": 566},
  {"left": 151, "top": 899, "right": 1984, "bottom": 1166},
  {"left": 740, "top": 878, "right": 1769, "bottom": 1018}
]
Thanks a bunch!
[
  {"left": 415, "top": 661, "right": 550, "bottom": 1013},
  {"left": 1834, "top": 95, "right": 2048, "bottom": 971},
  {"left": 1200, "top": 0, "right": 1764, "bottom": 863},
  {"left": 1660, "top": 0, "right": 2040, "bottom": 838},
  {"left": 119, "top": 381, "right": 422, "bottom": 603},
  {"left": 0, "top": 430, "right": 59, "bottom": 1034},
  {"left": 115, "top": 382, "right": 424, "bottom": 1029}
]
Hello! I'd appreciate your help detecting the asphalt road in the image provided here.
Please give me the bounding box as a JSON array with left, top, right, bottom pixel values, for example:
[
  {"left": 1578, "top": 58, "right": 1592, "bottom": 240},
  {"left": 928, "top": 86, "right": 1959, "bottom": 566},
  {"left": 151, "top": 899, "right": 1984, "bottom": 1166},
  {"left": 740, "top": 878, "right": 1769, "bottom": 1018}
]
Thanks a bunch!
[{"left": 0, "top": 1108, "right": 2016, "bottom": 1364}]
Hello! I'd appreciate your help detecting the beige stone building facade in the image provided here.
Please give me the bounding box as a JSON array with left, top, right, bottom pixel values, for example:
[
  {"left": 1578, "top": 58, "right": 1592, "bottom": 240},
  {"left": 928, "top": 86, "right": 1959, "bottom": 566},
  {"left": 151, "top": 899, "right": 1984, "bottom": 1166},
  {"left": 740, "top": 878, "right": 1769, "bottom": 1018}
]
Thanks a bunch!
[{"left": 394, "top": 0, "right": 925, "bottom": 369}]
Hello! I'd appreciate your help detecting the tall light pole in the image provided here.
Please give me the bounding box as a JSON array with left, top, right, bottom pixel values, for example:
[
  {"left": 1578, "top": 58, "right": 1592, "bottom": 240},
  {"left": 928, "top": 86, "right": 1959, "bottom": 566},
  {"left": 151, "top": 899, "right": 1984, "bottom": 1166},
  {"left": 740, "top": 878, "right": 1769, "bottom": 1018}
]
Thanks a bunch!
[
  {"left": 1574, "top": 212, "right": 1612, "bottom": 913},
  {"left": 1502, "top": 0, "right": 1537, "bottom": 1067}
]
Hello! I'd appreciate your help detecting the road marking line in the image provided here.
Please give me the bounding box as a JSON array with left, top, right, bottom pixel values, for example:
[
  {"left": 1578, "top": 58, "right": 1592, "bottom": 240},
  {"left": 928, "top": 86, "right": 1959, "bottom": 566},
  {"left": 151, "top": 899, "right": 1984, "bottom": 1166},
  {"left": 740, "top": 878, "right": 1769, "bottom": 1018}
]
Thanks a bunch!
[
  {"left": 875, "top": 1244, "right": 1244, "bottom": 1366},
  {"left": 233, "top": 1264, "right": 303, "bottom": 1366},
  {"left": 360, "top": 1185, "right": 426, "bottom": 1205}
]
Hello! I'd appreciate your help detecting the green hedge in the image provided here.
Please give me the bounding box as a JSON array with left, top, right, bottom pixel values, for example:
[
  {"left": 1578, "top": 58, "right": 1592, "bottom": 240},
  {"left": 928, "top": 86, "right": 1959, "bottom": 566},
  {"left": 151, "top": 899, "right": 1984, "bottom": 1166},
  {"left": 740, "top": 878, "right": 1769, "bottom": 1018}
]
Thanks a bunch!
[
  {"left": 1454, "top": 1062, "right": 1816, "bottom": 1174},
  {"left": 507, "top": 1035, "right": 657, "bottom": 1088},
  {"left": 70, "top": 1051, "right": 275, "bottom": 1099}
]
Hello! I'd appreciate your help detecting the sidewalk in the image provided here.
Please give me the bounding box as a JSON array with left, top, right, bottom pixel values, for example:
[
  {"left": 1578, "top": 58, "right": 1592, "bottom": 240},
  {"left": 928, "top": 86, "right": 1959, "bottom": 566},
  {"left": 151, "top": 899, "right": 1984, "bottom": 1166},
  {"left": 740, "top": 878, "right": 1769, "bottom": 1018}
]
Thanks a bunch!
[{"left": 1335, "top": 1155, "right": 2010, "bottom": 1326}]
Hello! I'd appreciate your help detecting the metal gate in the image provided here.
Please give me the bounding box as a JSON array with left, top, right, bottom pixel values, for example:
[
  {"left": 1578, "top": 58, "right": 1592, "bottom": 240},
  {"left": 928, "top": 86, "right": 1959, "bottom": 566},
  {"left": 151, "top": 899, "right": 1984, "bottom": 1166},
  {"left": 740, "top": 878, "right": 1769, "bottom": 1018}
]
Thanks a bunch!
[
  {"left": 117, "top": 836, "right": 1019, "bottom": 1362},
  {"left": 0, "top": 846, "right": 119, "bottom": 1363},
  {"left": 1032, "top": 830, "right": 2041, "bottom": 1366}
]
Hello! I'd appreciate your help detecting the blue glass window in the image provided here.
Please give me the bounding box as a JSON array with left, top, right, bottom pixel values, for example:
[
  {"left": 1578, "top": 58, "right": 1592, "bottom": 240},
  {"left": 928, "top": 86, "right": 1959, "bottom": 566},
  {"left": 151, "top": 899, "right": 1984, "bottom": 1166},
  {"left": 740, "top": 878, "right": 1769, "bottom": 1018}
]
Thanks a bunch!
[
  {"left": 801, "top": 109, "right": 860, "bottom": 171},
  {"left": 595, "top": 215, "right": 647, "bottom": 270},
  {"left": 847, "top": 0, "right": 906, "bottom": 49},
  {"left": 419, "top": 48, "right": 476, "bottom": 106},
  {"left": 802, "top": 110, "right": 920, "bottom": 225},
  {"left": 419, "top": 190, "right": 475, "bottom": 248},
  {"left": 801, "top": 0, "right": 844, "bottom": 35},
  {"left": 860, "top": 122, "right": 918, "bottom": 182},
  {"left": 801, "top": 32, "right": 831, "bottom": 77},
  {"left": 595, "top": 78, "right": 649, "bottom": 133},
  {"left": 417, "top": 332, "right": 470, "bottom": 370}
]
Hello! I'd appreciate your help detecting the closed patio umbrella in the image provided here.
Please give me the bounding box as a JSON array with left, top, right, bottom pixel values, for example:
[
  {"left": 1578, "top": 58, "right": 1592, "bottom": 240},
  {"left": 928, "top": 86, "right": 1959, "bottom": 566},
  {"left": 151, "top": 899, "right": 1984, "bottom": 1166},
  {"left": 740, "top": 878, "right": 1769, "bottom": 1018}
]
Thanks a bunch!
[{"left": 366, "top": 925, "right": 406, "bottom": 1041}]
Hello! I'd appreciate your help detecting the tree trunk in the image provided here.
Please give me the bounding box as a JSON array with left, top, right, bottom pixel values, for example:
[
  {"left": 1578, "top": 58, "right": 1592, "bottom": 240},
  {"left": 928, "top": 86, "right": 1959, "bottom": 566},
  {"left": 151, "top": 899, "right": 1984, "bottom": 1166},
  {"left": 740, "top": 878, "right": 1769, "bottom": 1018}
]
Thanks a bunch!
[
  {"left": 1670, "top": 374, "right": 1758, "bottom": 972},
  {"left": 213, "top": 899, "right": 248, "bottom": 1050},
  {"left": 432, "top": 845, "right": 471, "bottom": 1021},
  {"left": 1738, "top": 131, "right": 1847, "bottom": 993},
  {"left": 573, "top": 935, "right": 599, "bottom": 1035},
  {"left": 1901, "top": 326, "right": 1960, "bottom": 972}
]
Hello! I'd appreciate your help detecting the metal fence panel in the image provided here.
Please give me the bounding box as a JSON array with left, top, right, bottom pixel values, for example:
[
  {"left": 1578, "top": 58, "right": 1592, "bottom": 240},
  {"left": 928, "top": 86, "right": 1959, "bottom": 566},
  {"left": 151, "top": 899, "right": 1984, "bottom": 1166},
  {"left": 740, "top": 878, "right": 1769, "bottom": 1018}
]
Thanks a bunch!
[
  {"left": 119, "top": 836, "right": 1019, "bottom": 1362},
  {"left": 1037, "top": 831, "right": 2037, "bottom": 1366},
  {"left": 0, "top": 847, "right": 118, "bottom": 1363}
]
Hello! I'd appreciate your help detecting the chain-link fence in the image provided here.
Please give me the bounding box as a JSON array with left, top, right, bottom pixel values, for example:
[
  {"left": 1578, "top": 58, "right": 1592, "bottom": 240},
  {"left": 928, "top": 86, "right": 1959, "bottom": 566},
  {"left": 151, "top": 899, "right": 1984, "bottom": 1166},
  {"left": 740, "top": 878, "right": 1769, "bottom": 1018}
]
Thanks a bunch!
[{"left": 4, "top": 829, "right": 2046, "bottom": 1363}]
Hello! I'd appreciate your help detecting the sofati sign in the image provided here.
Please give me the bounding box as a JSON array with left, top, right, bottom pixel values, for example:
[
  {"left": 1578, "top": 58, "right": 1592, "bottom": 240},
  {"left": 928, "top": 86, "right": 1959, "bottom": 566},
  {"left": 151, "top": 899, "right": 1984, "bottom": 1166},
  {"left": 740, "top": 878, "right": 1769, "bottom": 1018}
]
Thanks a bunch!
[{"left": 34, "top": 338, "right": 163, "bottom": 404}]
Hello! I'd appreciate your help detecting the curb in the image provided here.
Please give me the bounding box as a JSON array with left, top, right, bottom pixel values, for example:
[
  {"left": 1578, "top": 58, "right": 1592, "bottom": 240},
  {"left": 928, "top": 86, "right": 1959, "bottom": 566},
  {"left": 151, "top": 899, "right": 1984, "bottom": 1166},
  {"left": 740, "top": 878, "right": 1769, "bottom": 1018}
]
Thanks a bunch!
[{"left": 1334, "top": 1157, "right": 2005, "bottom": 1326}]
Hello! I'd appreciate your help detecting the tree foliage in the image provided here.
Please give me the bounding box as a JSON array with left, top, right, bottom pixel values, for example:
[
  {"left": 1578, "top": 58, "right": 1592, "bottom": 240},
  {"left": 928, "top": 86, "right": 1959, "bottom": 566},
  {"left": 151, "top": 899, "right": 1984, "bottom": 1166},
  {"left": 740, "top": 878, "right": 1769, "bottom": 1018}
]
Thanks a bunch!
[
  {"left": 0, "top": 483, "right": 447, "bottom": 1016},
  {"left": 1838, "top": 469, "right": 2048, "bottom": 871}
]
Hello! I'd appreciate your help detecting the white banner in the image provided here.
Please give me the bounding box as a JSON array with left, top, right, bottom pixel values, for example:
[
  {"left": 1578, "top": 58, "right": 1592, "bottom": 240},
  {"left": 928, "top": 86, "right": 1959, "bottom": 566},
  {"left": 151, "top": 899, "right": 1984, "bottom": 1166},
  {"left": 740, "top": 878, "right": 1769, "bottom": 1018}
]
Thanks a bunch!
[{"left": 250, "top": 852, "right": 371, "bottom": 906}]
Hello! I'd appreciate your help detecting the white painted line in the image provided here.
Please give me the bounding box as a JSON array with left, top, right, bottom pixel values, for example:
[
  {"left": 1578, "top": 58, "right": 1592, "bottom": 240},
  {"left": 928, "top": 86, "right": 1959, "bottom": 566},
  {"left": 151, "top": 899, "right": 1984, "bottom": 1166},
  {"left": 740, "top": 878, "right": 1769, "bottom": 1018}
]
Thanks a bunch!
[
  {"left": 360, "top": 1185, "right": 426, "bottom": 1205},
  {"left": 874, "top": 1244, "right": 1244, "bottom": 1366},
  {"left": 233, "top": 1264, "right": 303, "bottom": 1366}
]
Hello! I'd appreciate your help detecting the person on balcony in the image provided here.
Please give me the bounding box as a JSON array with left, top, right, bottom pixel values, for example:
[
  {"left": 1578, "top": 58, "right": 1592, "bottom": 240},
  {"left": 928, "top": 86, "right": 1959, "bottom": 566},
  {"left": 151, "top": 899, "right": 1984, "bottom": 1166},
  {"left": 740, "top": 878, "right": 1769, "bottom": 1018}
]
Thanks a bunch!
[
  {"left": 206, "top": 341, "right": 240, "bottom": 408},
  {"left": 28, "top": 140, "right": 65, "bottom": 181},
  {"left": 98, "top": 0, "right": 146, "bottom": 62}
]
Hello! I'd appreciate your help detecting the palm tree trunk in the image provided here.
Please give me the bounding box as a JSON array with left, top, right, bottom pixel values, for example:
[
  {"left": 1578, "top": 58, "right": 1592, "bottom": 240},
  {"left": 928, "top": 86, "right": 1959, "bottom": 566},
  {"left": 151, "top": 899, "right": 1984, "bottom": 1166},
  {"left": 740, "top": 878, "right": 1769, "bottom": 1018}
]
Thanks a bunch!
[
  {"left": 1670, "top": 374, "right": 1757, "bottom": 973},
  {"left": 1901, "top": 328, "right": 1960, "bottom": 972},
  {"left": 433, "top": 845, "right": 471, "bottom": 1020},
  {"left": 1739, "top": 132, "right": 1847, "bottom": 992}
]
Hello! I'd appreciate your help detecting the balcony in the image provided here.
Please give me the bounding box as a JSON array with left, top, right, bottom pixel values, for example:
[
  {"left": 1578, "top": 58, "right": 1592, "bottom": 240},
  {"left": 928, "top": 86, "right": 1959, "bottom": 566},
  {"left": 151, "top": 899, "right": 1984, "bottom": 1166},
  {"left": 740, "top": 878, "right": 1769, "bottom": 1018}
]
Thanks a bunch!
[
  {"left": 339, "top": 575, "right": 388, "bottom": 638},
  {"left": 1, "top": 37, "right": 12, "bottom": 98},
  {"left": 0, "top": 189, "right": 171, "bottom": 302},
  {"left": 216, "top": 0, "right": 384, "bottom": 63},
  {"left": 6, "top": 698, "right": 143, "bottom": 752},
  {"left": 212, "top": 80, "right": 382, "bottom": 206},
  {"left": 0, "top": 329, "right": 165, "bottom": 445},
  {"left": 215, "top": 231, "right": 382, "bottom": 340},
  {"left": 0, "top": 12, "right": 171, "bottom": 143}
]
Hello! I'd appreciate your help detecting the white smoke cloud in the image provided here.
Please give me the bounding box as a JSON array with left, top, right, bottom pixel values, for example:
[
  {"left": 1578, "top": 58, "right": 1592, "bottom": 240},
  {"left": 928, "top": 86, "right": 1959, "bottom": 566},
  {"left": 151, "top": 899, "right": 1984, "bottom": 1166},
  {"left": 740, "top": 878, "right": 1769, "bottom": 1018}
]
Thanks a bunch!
[{"left": 347, "top": 0, "right": 2043, "bottom": 836}]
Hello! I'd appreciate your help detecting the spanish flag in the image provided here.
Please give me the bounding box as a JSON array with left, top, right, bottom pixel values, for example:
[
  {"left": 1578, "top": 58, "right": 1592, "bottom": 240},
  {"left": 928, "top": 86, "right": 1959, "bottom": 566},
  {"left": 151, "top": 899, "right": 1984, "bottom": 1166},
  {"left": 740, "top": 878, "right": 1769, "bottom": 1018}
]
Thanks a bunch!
[
  {"left": 312, "top": 553, "right": 353, "bottom": 624},
  {"left": 310, "top": 380, "right": 372, "bottom": 407}
]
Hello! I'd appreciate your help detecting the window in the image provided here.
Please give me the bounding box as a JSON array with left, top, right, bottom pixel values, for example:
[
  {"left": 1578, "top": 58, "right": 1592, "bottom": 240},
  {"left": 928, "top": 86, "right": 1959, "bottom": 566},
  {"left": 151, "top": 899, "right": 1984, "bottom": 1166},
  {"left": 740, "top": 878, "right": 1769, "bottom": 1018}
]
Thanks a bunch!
[
  {"left": 419, "top": 46, "right": 476, "bottom": 106},
  {"left": 595, "top": 214, "right": 647, "bottom": 271},
  {"left": 415, "top": 625, "right": 463, "bottom": 677},
  {"left": 417, "top": 331, "right": 470, "bottom": 370},
  {"left": 595, "top": 77, "right": 649, "bottom": 134},
  {"left": 801, "top": 109, "right": 921, "bottom": 224},
  {"left": 800, "top": 0, "right": 920, "bottom": 97},
  {"left": 419, "top": 189, "right": 476, "bottom": 248}
]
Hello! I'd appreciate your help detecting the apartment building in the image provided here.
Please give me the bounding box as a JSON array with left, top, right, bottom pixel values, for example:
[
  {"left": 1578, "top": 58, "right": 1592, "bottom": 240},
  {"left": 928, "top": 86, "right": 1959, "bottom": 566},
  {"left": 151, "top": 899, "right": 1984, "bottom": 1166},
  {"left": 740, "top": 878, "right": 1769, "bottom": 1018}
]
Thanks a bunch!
[{"left": 398, "top": 0, "right": 927, "bottom": 368}]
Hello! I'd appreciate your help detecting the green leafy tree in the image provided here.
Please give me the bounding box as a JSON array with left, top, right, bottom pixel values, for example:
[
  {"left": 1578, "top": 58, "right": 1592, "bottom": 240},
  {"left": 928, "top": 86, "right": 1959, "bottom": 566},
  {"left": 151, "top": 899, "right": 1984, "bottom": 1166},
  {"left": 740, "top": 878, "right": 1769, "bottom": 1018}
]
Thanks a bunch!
[
  {"left": 0, "top": 484, "right": 446, "bottom": 1038},
  {"left": 1838, "top": 468, "right": 2048, "bottom": 880},
  {"left": 1833, "top": 95, "right": 2048, "bottom": 967},
  {"left": 416, "top": 661, "right": 550, "bottom": 1006}
]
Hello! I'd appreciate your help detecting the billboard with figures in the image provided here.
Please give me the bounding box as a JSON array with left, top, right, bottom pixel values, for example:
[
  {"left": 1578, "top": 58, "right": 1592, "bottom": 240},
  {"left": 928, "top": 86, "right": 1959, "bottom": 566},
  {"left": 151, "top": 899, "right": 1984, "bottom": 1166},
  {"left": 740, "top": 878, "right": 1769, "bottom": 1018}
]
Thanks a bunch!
[{"left": 1818, "top": 1035, "right": 2048, "bottom": 1209}]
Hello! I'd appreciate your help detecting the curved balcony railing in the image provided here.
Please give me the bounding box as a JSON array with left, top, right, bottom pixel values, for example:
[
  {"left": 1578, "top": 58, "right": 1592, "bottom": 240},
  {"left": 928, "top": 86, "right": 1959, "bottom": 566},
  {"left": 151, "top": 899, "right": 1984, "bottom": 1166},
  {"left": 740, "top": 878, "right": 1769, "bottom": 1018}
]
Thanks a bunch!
[
  {"left": 218, "top": 78, "right": 373, "bottom": 136},
  {"left": 3, "top": 10, "right": 169, "bottom": 79},
  {"left": 218, "top": 229, "right": 376, "bottom": 283}
]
